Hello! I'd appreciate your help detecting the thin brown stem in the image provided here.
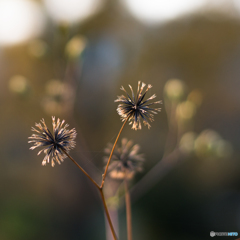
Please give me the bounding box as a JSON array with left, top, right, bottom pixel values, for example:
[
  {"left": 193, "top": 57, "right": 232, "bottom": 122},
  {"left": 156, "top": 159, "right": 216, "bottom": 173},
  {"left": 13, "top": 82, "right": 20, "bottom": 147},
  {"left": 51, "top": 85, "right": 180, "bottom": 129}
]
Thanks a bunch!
[
  {"left": 124, "top": 176, "right": 132, "bottom": 240},
  {"left": 99, "top": 188, "right": 118, "bottom": 240},
  {"left": 101, "top": 116, "right": 130, "bottom": 188},
  {"left": 63, "top": 149, "right": 100, "bottom": 189},
  {"left": 63, "top": 149, "right": 117, "bottom": 239}
]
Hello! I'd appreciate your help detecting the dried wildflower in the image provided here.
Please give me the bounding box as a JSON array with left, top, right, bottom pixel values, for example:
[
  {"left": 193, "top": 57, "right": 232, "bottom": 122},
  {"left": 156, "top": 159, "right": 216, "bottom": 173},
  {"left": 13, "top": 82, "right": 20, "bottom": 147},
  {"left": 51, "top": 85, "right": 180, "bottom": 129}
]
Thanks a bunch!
[
  {"left": 103, "top": 138, "right": 144, "bottom": 180},
  {"left": 115, "top": 81, "right": 162, "bottom": 130},
  {"left": 28, "top": 117, "right": 77, "bottom": 167}
]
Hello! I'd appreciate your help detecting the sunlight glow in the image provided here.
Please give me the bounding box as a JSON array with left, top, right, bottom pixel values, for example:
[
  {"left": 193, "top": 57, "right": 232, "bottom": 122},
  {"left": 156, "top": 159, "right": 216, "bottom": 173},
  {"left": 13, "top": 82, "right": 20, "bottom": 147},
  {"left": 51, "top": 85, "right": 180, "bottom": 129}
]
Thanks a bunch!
[
  {"left": 232, "top": 0, "right": 240, "bottom": 15},
  {"left": 0, "top": 0, "right": 45, "bottom": 46},
  {"left": 123, "top": 0, "right": 207, "bottom": 24},
  {"left": 43, "top": 0, "right": 104, "bottom": 24}
]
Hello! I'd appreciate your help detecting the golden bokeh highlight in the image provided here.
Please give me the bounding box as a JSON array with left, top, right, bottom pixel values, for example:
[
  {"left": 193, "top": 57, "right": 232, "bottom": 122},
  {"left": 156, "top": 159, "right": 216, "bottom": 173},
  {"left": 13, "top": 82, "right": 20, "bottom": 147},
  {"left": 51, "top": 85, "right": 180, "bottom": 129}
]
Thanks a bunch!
[
  {"left": 164, "top": 78, "right": 185, "bottom": 101},
  {"left": 65, "top": 35, "right": 87, "bottom": 60},
  {"left": 194, "top": 129, "right": 232, "bottom": 159},
  {"left": 176, "top": 101, "right": 196, "bottom": 120},
  {"left": 179, "top": 132, "right": 197, "bottom": 154},
  {"left": 9, "top": 75, "right": 29, "bottom": 94},
  {"left": 28, "top": 40, "right": 48, "bottom": 58}
]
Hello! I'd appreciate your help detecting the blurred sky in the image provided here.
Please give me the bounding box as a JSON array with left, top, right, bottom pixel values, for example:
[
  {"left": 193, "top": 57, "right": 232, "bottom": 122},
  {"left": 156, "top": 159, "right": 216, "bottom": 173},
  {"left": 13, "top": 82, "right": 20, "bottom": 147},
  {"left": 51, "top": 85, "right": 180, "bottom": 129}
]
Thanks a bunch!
[{"left": 1, "top": 0, "right": 240, "bottom": 240}]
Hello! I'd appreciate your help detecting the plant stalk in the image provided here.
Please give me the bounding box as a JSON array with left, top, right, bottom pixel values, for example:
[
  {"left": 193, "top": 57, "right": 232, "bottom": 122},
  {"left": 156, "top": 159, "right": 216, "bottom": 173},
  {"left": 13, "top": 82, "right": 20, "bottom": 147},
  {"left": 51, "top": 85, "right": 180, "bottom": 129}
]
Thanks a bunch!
[
  {"left": 124, "top": 176, "right": 132, "bottom": 240},
  {"left": 99, "top": 188, "right": 118, "bottom": 240},
  {"left": 63, "top": 150, "right": 118, "bottom": 240},
  {"left": 101, "top": 116, "right": 130, "bottom": 188},
  {"left": 63, "top": 149, "right": 99, "bottom": 189}
]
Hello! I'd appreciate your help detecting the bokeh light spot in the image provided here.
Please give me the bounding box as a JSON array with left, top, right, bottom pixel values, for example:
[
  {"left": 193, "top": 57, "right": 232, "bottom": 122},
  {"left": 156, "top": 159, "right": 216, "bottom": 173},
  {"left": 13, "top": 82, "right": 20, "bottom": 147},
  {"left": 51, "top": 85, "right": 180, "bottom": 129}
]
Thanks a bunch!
[
  {"left": 43, "top": 0, "right": 105, "bottom": 24},
  {"left": 177, "top": 101, "right": 196, "bottom": 120},
  {"left": 179, "top": 132, "right": 197, "bottom": 154},
  {"left": 9, "top": 75, "right": 28, "bottom": 94},
  {"left": 65, "top": 35, "right": 87, "bottom": 59},
  {"left": 0, "top": 0, "right": 45, "bottom": 46},
  {"left": 164, "top": 78, "right": 185, "bottom": 101},
  {"left": 123, "top": 0, "right": 207, "bottom": 24},
  {"left": 28, "top": 40, "right": 48, "bottom": 58}
]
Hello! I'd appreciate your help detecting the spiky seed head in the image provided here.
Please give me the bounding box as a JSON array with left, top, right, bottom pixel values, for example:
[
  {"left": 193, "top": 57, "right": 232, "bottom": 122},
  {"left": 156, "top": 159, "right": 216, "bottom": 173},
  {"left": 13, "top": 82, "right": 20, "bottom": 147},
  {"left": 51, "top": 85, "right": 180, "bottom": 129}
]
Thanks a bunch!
[
  {"left": 28, "top": 117, "right": 77, "bottom": 167},
  {"left": 103, "top": 138, "right": 144, "bottom": 180},
  {"left": 115, "top": 81, "right": 162, "bottom": 130}
]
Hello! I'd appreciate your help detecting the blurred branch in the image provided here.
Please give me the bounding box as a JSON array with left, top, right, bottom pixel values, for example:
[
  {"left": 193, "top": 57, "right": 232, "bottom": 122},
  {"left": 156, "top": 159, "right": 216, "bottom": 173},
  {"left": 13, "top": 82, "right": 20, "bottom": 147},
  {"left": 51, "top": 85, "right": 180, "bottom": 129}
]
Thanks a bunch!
[
  {"left": 124, "top": 175, "right": 132, "bottom": 240},
  {"left": 130, "top": 148, "right": 184, "bottom": 203}
]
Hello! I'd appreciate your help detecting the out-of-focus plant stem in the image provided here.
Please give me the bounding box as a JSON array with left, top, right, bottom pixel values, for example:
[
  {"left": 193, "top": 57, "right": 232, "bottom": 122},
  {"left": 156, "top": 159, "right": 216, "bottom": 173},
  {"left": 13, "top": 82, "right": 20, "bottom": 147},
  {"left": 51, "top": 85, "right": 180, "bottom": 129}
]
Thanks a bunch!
[{"left": 124, "top": 175, "right": 132, "bottom": 240}]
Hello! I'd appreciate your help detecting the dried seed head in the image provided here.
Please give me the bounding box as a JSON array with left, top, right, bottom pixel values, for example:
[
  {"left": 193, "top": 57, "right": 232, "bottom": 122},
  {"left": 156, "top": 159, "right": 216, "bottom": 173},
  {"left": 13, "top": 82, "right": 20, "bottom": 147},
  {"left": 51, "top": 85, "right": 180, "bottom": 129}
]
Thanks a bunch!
[
  {"left": 28, "top": 117, "right": 77, "bottom": 167},
  {"left": 103, "top": 138, "right": 144, "bottom": 180},
  {"left": 115, "top": 81, "right": 162, "bottom": 130}
]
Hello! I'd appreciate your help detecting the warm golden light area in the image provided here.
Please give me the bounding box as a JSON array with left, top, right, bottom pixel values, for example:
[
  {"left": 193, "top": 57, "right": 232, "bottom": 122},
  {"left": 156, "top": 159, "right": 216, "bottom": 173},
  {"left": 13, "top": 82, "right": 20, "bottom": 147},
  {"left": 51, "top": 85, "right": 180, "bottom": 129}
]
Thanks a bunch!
[
  {"left": 0, "top": 0, "right": 45, "bottom": 46},
  {"left": 9, "top": 75, "right": 28, "bottom": 94},
  {"left": 43, "top": 0, "right": 105, "bottom": 24},
  {"left": 122, "top": 0, "right": 207, "bottom": 24}
]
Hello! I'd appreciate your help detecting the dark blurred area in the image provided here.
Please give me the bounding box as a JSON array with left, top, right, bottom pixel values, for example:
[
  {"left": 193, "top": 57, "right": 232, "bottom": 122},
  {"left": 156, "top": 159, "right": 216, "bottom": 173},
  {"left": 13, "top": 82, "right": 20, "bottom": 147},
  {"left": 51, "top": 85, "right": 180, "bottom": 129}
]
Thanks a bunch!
[{"left": 1, "top": 0, "right": 240, "bottom": 239}]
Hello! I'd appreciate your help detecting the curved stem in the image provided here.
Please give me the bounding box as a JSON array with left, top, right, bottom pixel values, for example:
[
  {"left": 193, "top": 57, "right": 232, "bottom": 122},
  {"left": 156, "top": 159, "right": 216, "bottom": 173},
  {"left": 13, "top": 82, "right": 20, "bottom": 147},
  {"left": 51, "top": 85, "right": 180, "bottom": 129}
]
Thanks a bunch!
[
  {"left": 63, "top": 149, "right": 100, "bottom": 189},
  {"left": 101, "top": 116, "right": 130, "bottom": 188},
  {"left": 99, "top": 188, "right": 118, "bottom": 240},
  {"left": 124, "top": 176, "right": 132, "bottom": 240}
]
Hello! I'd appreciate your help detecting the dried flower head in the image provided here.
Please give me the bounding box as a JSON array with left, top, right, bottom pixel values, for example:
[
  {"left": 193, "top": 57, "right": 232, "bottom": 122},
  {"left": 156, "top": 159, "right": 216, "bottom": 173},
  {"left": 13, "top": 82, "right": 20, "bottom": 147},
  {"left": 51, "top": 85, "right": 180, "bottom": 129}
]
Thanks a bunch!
[
  {"left": 28, "top": 117, "right": 77, "bottom": 167},
  {"left": 115, "top": 81, "right": 162, "bottom": 130},
  {"left": 103, "top": 138, "right": 144, "bottom": 180}
]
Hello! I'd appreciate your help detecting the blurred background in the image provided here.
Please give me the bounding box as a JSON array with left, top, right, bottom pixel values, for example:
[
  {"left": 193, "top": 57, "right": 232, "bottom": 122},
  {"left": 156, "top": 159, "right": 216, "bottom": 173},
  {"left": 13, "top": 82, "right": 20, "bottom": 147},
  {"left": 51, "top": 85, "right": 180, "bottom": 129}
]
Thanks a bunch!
[{"left": 1, "top": 0, "right": 240, "bottom": 239}]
